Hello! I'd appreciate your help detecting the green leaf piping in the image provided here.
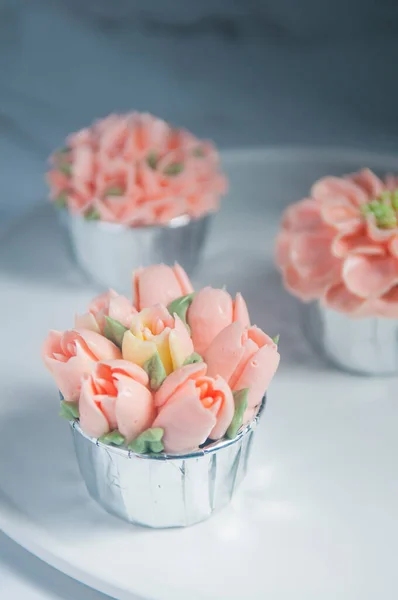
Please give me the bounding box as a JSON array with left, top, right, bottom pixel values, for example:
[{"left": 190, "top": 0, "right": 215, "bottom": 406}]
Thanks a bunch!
[
  {"left": 106, "top": 185, "right": 124, "bottom": 196},
  {"left": 103, "top": 316, "right": 128, "bottom": 349},
  {"left": 143, "top": 352, "right": 167, "bottom": 391},
  {"left": 164, "top": 162, "right": 184, "bottom": 176},
  {"left": 226, "top": 388, "right": 249, "bottom": 439},
  {"left": 59, "top": 162, "right": 72, "bottom": 176},
  {"left": 183, "top": 352, "right": 203, "bottom": 366},
  {"left": 167, "top": 293, "right": 195, "bottom": 330},
  {"left": 98, "top": 430, "right": 126, "bottom": 446},
  {"left": 272, "top": 334, "right": 280, "bottom": 345},
  {"left": 147, "top": 151, "right": 158, "bottom": 170},
  {"left": 54, "top": 192, "right": 68, "bottom": 209},
  {"left": 128, "top": 428, "right": 164, "bottom": 454},
  {"left": 59, "top": 400, "right": 79, "bottom": 420},
  {"left": 84, "top": 207, "right": 101, "bottom": 221}
]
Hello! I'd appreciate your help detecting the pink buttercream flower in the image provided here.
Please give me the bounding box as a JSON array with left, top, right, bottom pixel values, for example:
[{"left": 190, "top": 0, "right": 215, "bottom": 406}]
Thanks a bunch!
[
  {"left": 79, "top": 360, "right": 155, "bottom": 441},
  {"left": 47, "top": 112, "right": 227, "bottom": 225},
  {"left": 204, "top": 322, "right": 280, "bottom": 423},
  {"left": 153, "top": 363, "right": 234, "bottom": 454},
  {"left": 75, "top": 289, "right": 137, "bottom": 334},
  {"left": 133, "top": 263, "right": 193, "bottom": 311},
  {"left": 42, "top": 329, "right": 121, "bottom": 401},
  {"left": 276, "top": 168, "right": 398, "bottom": 316},
  {"left": 187, "top": 287, "right": 250, "bottom": 355}
]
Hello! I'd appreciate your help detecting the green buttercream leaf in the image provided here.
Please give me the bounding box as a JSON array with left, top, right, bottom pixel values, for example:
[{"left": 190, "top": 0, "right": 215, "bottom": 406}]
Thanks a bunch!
[
  {"left": 56, "top": 146, "right": 69, "bottom": 155},
  {"left": 183, "top": 352, "right": 203, "bottom": 366},
  {"left": 59, "top": 400, "right": 79, "bottom": 420},
  {"left": 128, "top": 428, "right": 164, "bottom": 454},
  {"left": 54, "top": 192, "right": 68, "bottom": 209},
  {"left": 99, "top": 430, "right": 126, "bottom": 446},
  {"left": 147, "top": 151, "right": 158, "bottom": 169},
  {"left": 272, "top": 334, "right": 280, "bottom": 345},
  {"left": 59, "top": 162, "right": 72, "bottom": 176},
  {"left": 164, "top": 162, "right": 184, "bottom": 176},
  {"left": 106, "top": 185, "right": 124, "bottom": 196},
  {"left": 84, "top": 207, "right": 101, "bottom": 221},
  {"left": 192, "top": 146, "right": 205, "bottom": 157},
  {"left": 167, "top": 293, "right": 195, "bottom": 330},
  {"left": 226, "top": 388, "right": 249, "bottom": 439},
  {"left": 143, "top": 352, "right": 167, "bottom": 391},
  {"left": 103, "top": 316, "right": 128, "bottom": 349}
]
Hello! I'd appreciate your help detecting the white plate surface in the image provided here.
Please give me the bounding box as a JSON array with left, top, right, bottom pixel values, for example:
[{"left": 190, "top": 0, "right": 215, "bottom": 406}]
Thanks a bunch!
[{"left": 1, "top": 148, "right": 398, "bottom": 600}]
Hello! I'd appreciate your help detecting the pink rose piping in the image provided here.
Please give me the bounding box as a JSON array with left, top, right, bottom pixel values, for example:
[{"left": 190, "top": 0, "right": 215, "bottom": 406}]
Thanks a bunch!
[
  {"left": 276, "top": 168, "right": 398, "bottom": 317},
  {"left": 47, "top": 112, "right": 227, "bottom": 226}
]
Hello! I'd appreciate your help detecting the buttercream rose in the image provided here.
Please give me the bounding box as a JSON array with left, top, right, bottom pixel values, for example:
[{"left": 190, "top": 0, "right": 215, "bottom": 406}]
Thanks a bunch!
[
  {"left": 133, "top": 263, "right": 193, "bottom": 311},
  {"left": 75, "top": 289, "right": 137, "bottom": 333},
  {"left": 122, "top": 304, "right": 193, "bottom": 376},
  {"left": 42, "top": 329, "right": 121, "bottom": 401},
  {"left": 153, "top": 363, "right": 234, "bottom": 454},
  {"left": 79, "top": 360, "right": 155, "bottom": 441},
  {"left": 204, "top": 322, "right": 280, "bottom": 423},
  {"left": 186, "top": 287, "right": 250, "bottom": 355}
]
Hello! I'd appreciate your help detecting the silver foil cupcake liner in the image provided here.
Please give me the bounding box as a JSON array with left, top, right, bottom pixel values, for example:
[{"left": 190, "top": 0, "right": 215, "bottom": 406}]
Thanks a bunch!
[
  {"left": 304, "top": 301, "right": 398, "bottom": 376},
  {"left": 70, "top": 399, "right": 265, "bottom": 528},
  {"left": 60, "top": 211, "right": 211, "bottom": 293}
]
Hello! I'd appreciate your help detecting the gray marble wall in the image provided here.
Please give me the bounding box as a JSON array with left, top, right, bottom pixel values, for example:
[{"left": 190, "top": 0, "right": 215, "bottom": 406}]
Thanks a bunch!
[{"left": 1, "top": 0, "right": 397, "bottom": 218}]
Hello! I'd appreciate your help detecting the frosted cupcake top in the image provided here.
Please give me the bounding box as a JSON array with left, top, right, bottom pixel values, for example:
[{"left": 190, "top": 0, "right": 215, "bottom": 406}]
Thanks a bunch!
[
  {"left": 42, "top": 264, "right": 280, "bottom": 455},
  {"left": 276, "top": 168, "right": 398, "bottom": 317},
  {"left": 47, "top": 112, "right": 227, "bottom": 226}
]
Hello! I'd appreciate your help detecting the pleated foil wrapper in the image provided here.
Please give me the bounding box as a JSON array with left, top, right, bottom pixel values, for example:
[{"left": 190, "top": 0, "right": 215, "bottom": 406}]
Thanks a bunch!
[
  {"left": 60, "top": 211, "right": 211, "bottom": 293},
  {"left": 304, "top": 301, "right": 398, "bottom": 376},
  {"left": 71, "top": 399, "right": 265, "bottom": 528}
]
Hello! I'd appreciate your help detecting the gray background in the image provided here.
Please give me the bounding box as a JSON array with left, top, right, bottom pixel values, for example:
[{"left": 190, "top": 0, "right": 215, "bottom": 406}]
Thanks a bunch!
[{"left": 1, "top": 0, "right": 398, "bottom": 222}]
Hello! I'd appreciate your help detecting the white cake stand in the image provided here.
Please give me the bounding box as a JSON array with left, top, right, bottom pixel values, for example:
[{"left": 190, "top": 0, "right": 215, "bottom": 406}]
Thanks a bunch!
[{"left": 0, "top": 148, "right": 397, "bottom": 600}]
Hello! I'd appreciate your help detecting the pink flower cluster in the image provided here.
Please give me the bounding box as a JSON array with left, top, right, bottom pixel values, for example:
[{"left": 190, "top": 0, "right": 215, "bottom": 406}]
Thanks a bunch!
[
  {"left": 42, "top": 264, "right": 280, "bottom": 455},
  {"left": 47, "top": 112, "right": 227, "bottom": 226},
  {"left": 276, "top": 168, "right": 398, "bottom": 317}
]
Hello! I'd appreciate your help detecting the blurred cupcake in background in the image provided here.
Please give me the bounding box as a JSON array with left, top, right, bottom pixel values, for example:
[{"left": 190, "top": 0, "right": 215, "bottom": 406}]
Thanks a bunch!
[
  {"left": 47, "top": 112, "right": 227, "bottom": 291},
  {"left": 276, "top": 168, "right": 398, "bottom": 375}
]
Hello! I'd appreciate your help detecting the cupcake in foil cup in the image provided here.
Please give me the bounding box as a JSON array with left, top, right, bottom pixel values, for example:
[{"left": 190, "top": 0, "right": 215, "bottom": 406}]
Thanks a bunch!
[
  {"left": 276, "top": 168, "right": 398, "bottom": 376},
  {"left": 42, "top": 264, "right": 280, "bottom": 528},
  {"left": 47, "top": 112, "right": 227, "bottom": 290}
]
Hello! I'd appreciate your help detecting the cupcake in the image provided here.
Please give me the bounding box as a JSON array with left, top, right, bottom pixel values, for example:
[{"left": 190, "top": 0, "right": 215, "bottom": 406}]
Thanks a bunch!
[
  {"left": 42, "top": 263, "right": 280, "bottom": 528},
  {"left": 47, "top": 112, "right": 227, "bottom": 292},
  {"left": 276, "top": 168, "right": 398, "bottom": 375}
]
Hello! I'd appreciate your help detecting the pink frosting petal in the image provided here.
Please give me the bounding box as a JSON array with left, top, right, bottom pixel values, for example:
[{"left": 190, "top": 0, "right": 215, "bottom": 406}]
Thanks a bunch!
[
  {"left": 275, "top": 230, "right": 291, "bottom": 268},
  {"left": 233, "top": 293, "right": 250, "bottom": 328},
  {"left": 79, "top": 377, "right": 110, "bottom": 438},
  {"left": 208, "top": 376, "right": 235, "bottom": 440},
  {"left": 100, "top": 359, "right": 149, "bottom": 387},
  {"left": 342, "top": 255, "right": 398, "bottom": 299},
  {"left": 282, "top": 265, "right": 328, "bottom": 302},
  {"left": 172, "top": 263, "right": 194, "bottom": 295},
  {"left": 155, "top": 362, "right": 207, "bottom": 408},
  {"left": 349, "top": 168, "right": 384, "bottom": 198},
  {"left": 377, "top": 286, "right": 398, "bottom": 318},
  {"left": 188, "top": 287, "right": 233, "bottom": 355},
  {"left": 311, "top": 176, "right": 368, "bottom": 206},
  {"left": 153, "top": 381, "right": 217, "bottom": 454},
  {"left": 204, "top": 322, "right": 247, "bottom": 382},
  {"left": 323, "top": 283, "right": 366, "bottom": 314},
  {"left": 320, "top": 200, "right": 362, "bottom": 233},
  {"left": 331, "top": 231, "right": 385, "bottom": 258},
  {"left": 133, "top": 264, "right": 190, "bottom": 310},
  {"left": 74, "top": 312, "right": 101, "bottom": 333},
  {"left": 389, "top": 235, "right": 398, "bottom": 258},
  {"left": 114, "top": 375, "right": 155, "bottom": 443},
  {"left": 290, "top": 230, "right": 340, "bottom": 280},
  {"left": 281, "top": 199, "right": 322, "bottom": 232},
  {"left": 366, "top": 215, "right": 398, "bottom": 242},
  {"left": 233, "top": 344, "right": 280, "bottom": 409},
  {"left": 74, "top": 328, "right": 122, "bottom": 361}
]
